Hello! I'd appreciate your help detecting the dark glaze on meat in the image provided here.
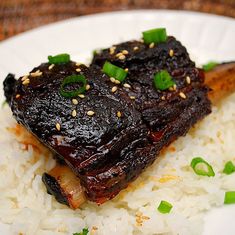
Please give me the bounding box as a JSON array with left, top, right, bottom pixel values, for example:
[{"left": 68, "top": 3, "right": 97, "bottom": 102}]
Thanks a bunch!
[
  {"left": 92, "top": 37, "right": 210, "bottom": 134},
  {"left": 4, "top": 62, "right": 153, "bottom": 203},
  {"left": 3, "top": 36, "right": 211, "bottom": 205}
]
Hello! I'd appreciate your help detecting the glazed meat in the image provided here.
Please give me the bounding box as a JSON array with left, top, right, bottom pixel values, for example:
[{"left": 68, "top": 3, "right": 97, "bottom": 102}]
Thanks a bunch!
[
  {"left": 3, "top": 36, "right": 211, "bottom": 205},
  {"left": 41, "top": 61, "right": 235, "bottom": 209},
  {"left": 4, "top": 62, "right": 155, "bottom": 203},
  {"left": 92, "top": 37, "right": 210, "bottom": 138}
]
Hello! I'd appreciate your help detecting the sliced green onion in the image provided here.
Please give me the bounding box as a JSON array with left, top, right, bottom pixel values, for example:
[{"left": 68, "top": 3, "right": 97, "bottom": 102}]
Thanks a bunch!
[
  {"left": 190, "top": 157, "right": 215, "bottom": 177},
  {"left": 142, "top": 28, "right": 167, "bottom": 44},
  {"left": 60, "top": 75, "right": 87, "bottom": 98},
  {"left": 223, "top": 161, "right": 235, "bottom": 175},
  {"left": 153, "top": 70, "right": 175, "bottom": 91},
  {"left": 93, "top": 50, "right": 98, "bottom": 56},
  {"left": 48, "top": 53, "right": 70, "bottom": 64},
  {"left": 93, "top": 49, "right": 101, "bottom": 56},
  {"left": 73, "top": 228, "right": 89, "bottom": 235},
  {"left": 102, "top": 61, "right": 127, "bottom": 82},
  {"left": 202, "top": 61, "right": 218, "bottom": 72},
  {"left": 157, "top": 200, "right": 173, "bottom": 214},
  {"left": 224, "top": 191, "right": 235, "bottom": 204}
]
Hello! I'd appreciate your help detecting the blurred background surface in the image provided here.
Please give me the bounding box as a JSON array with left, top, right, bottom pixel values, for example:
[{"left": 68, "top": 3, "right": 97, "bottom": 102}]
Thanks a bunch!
[{"left": 1, "top": 0, "right": 235, "bottom": 41}]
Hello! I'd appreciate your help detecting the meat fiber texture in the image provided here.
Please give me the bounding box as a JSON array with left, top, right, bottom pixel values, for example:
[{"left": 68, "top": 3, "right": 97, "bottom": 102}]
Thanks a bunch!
[{"left": 3, "top": 36, "right": 211, "bottom": 204}]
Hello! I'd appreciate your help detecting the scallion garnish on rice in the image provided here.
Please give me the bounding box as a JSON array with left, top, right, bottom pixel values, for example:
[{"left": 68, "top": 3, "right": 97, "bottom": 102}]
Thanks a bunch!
[
  {"left": 48, "top": 53, "right": 70, "bottom": 64},
  {"left": 142, "top": 28, "right": 167, "bottom": 44},
  {"left": 60, "top": 75, "right": 87, "bottom": 98},
  {"left": 224, "top": 191, "right": 235, "bottom": 204},
  {"left": 157, "top": 200, "right": 173, "bottom": 214},
  {"left": 223, "top": 161, "right": 235, "bottom": 175},
  {"left": 73, "top": 228, "right": 89, "bottom": 235},
  {"left": 190, "top": 157, "right": 215, "bottom": 177},
  {"left": 102, "top": 61, "right": 127, "bottom": 82},
  {"left": 202, "top": 61, "right": 218, "bottom": 72},
  {"left": 153, "top": 70, "right": 175, "bottom": 91}
]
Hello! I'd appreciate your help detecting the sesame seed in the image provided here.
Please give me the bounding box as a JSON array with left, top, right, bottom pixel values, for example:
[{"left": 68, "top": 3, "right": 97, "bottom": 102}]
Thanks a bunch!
[
  {"left": 16, "top": 94, "right": 21, "bottom": 99},
  {"left": 72, "top": 109, "right": 77, "bottom": 117},
  {"left": 137, "top": 223, "right": 143, "bottom": 227},
  {"left": 72, "top": 99, "right": 78, "bottom": 105},
  {"left": 142, "top": 216, "right": 150, "bottom": 220},
  {"left": 136, "top": 211, "right": 143, "bottom": 217},
  {"left": 21, "top": 75, "right": 28, "bottom": 81},
  {"left": 118, "top": 54, "right": 126, "bottom": 60},
  {"left": 136, "top": 218, "right": 143, "bottom": 223},
  {"left": 78, "top": 94, "right": 85, "bottom": 99},
  {"left": 114, "top": 79, "right": 121, "bottom": 84},
  {"left": 169, "top": 49, "right": 174, "bottom": 57},
  {"left": 116, "top": 52, "right": 123, "bottom": 57},
  {"left": 122, "top": 50, "right": 129, "bottom": 55},
  {"left": 110, "top": 77, "right": 116, "bottom": 83},
  {"left": 124, "top": 68, "right": 129, "bottom": 72},
  {"left": 149, "top": 42, "right": 155, "bottom": 48},
  {"left": 161, "top": 96, "right": 166, "bottom": 100},
  {"left": 56, "top": 123, "right": 61, "bottom": 131},
  {"left": 76, "top": 68, "right": 81, "bottom": 72},
  {"left": 76, "top": 62, "right": 82, "bottom": 66},
  {"left": 140, "top": 39, "right": 144, "bottom": 43},
  {"left": 86, "top": 84, "right": 91, "bottom": 90},
  {"left": 133, "top": 46, "right": 139, "bottom": 51},
  {"left": 179, "top": 92, "right": 187, "bottom": 99},
  {"left": 130, "top": 96, "right": 136, "bottom": 100},
  {"left": 22, "top": 78, "right": 30, "bottom": 85},
  {"left": 48, "top": 64, "right": 55, "bottom": 70},
  {"left": 173, "top": 84, "right": 177, "bottom": 90},
  {"left": 109, "top": 46, "right": 116, "bottom": 55},
  {"left": 123, "top": 83, "right": 131, "bottom": 88},
  {"left": 111, "top": 86, "right": 118, "bottom": 93},
  {"left": 92, "top": 226, "right": 98, "bottom": 230},
  {"left": 117, "top": 111, "right": 122, "bottom": 118},
  {"left": 87, "top": 110, "right": 95, "bottom": 116},
  {"left": 30, "top": 70, "right": 42, "bottom": 77},
  {"left": 168, "top": 87, "right": 174, "bottom": 91},
  {"left": 186, "top": 76, "right": 191, "bottom": 84}
]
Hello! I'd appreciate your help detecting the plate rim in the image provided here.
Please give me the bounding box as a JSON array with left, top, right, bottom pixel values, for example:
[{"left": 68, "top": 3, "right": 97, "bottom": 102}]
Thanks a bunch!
[
  {"left": 1, "top": 9, "right": 235, "bottom": 47},
  {"left": 0, "top": 8, "right": 235, "bottom": 235}
]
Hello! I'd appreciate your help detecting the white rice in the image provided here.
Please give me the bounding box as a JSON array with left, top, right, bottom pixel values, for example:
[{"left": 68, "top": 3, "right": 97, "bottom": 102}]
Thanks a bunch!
[{"left": 0, "top": 93, "right": 234, "bottom": 235}]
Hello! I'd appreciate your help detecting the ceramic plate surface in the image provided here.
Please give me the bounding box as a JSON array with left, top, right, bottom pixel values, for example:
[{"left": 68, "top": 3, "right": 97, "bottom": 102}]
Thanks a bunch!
[{"left": 0, "top": 10, "right": 235, "bottom": 235}]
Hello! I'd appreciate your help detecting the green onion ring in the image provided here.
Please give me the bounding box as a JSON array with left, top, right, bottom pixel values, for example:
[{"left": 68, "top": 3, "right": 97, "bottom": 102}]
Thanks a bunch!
[
  {"left": 48, "top": 53, "right": 70, "bottom": 64},
  {"left": 157, "top": 200, "right": 173, "bottom": 214},
  {"left": 142, "top": 28, "right": 167, "bottom": 44},
  {"left": 223, "top": 161, "right": 235, "bottom": 175},
  {"left": 60, "top": 75, "right": 87, "bottom": 98},
  {"left": 202, "top": 61, "right": 218, "bottom": 72},
  {"left": 102, "top": 61, "right": 127, "bottom": 82},
  {"left": 224, "top": 191, "right": 235, "bottom": 204},
  {"left": 153, "top": 70, "right": 175, "bottom": 91},
  {"left": 190, "top": 157, "right": 215, "bottom": 177}
]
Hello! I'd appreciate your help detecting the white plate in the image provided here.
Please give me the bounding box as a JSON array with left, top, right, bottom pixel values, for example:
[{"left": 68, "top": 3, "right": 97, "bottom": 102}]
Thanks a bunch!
[{"left": 0, "top": 10, "right": 235, "bottom": 235}]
